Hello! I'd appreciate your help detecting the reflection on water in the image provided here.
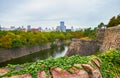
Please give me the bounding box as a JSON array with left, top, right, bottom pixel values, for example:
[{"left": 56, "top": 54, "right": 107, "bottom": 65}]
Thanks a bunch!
[
  {"left": 54, "top": 46, "right": 68, "bottom": 58},
  {"left": 0, "top": 46, "right": 68, "bottom": 67}
]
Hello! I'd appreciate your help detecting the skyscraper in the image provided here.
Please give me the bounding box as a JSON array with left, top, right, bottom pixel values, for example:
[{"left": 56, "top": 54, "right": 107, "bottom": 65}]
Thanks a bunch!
[
  {"left": 59, "top": 21, "right": 66, "bottom": 32},
  {"left": 27, "top": 25, "right": 31, "bottom": 31}
]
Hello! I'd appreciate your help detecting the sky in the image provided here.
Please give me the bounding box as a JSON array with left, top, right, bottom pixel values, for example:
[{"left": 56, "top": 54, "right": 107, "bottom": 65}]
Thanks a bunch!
[{"left": 0, "top": 0, "right": 120, "bottom": 29}]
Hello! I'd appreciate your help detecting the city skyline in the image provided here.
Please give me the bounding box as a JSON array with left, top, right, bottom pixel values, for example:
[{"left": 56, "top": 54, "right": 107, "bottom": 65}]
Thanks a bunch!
[
  {"left": 0, "top": 21, "right": 73, "bottom": 32},
  {"left": 0, "top": 0, "right": 120, "bottom": 28}
]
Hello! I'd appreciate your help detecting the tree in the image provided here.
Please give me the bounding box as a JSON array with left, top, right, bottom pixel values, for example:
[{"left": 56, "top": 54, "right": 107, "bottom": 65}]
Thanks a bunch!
[
  {"left": 12, "top": 38, "right": 24, "bottom": 48},
  {"left": 0, "top": 35, "right": 12, "bottom": 48},
  {"left": 107, "top": 16, "right": 118, "bottom": 27},
  {"left": 116, "top": 14, "right": 120, "bottom": 25},
  {"left": 98, "top": 22, "right": 104, "bottom": 28}
]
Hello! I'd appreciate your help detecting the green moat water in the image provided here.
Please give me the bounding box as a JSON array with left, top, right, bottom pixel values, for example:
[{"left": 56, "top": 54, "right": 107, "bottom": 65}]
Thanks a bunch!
[{"left": 0, "top": 46, "right": 68, "bottom": 67}]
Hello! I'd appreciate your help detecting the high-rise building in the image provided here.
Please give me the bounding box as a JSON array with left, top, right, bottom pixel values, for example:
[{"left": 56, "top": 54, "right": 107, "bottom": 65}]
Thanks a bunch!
[
  {"left": 57, "top": 21, "right": 66, "bottom": 32},
  {"left": 71, "top": 26, "right": 74, "bottom": 31},
  {"left": 27, "top": 25, "right": 31, "bottom": 31},
  {"left": 38, "top": 27, "right": 42, "bottom": 31}
]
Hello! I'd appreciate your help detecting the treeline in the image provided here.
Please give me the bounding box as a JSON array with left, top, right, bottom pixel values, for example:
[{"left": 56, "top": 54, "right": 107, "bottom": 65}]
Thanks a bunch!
[
  {"left": 0, "top": 31, "right": 73, "bottom": 49},
  {"left": 71, "top": 27, "right": 97, "bottom": 40},
  {"left": 98, "top": 14, "right": 120, "bottom": 28},
  {"left": 0, "top": 28, "right": 97, "bottom": 49}
]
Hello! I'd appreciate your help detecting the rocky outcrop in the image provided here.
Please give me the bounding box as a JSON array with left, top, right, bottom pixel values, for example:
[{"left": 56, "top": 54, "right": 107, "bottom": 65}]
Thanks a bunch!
[
  {"left": 0, "top": 58, "right": 102, "bottom": 78},
  {"left": 100, "top": 26, "right": 120, "bottom": 52},
  {"left": 66, "top": 39, "right": 99, "bottom": 56},
  {"left": 51, "top": 67, "right": 89, "bottom": 78},
  {"left": 0, "top": 68, "right": 9, "bottom": 76}
]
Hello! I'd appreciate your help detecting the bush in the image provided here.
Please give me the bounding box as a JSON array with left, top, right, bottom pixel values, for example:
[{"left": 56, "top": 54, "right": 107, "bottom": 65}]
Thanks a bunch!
[
  {"left": 12, "top": 38, "right": 24, "bottom": 48},
  {"left": 99, "top": 50, "right": 120, "bottom": 78}
]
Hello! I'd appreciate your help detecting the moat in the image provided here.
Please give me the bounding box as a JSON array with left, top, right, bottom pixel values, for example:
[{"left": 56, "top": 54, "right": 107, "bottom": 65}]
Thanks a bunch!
[{"left": 0, "top": 46, "right": 68, "bottom": 67}]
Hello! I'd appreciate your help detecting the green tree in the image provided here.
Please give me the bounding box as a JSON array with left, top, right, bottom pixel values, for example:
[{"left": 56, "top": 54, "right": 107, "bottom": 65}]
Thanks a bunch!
[
  {"left": 0, "top": 35, "right": 12, "bottom": 48},
  {"left": 116, "top": 14, "right": 120, "bottom": 25},
  {"left": 12, "top": 38, "right": 24, "bottom": 48},
  {"left": 98, "top": 22, "right": 104, "bottom": 28},
  {"left": 107, "top": 16, "right": 118, "bottom": 27}
]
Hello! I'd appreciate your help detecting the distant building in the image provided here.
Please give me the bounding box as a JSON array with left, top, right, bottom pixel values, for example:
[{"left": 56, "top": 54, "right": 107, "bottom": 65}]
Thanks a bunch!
[
  {"left": 60, "top": 21, "right": 66, "bottom": 32},
  {"left": 71, "top": 26, "right": 74, "bottom": 31},
  {"left": 56, "top": 26, "right": 60, "bottom": 31},
  {"left": 38, "top": 27, "right": 42, "bottom": 31},
  {"left": 0, "top": 26, "right": 16, "bottom": 31},
  {"left": 10, "top": 26, "right": 15, "bottom": 29},
  {"left": 27, "top": 25, "right": 31, "bottom": 31},
  {"left": 56, "top": 21, "right": 66, "bottom": 32},
  {"left": 0, "top": 25, "right": 9, "bottom": 31},
  {"left": 0, "top": 25, "right": 27, "bottom": 31},
  {"left": 10, "top": 26, "right": 16, "bottom": 30},
  {"left": 16, "top": 26, "right": 26, "bottom": 32},
  {"left": 52, "top": 27, "right": 55, "bottom": 31},
  {"left": 31, "top": 28, "right": 39, "bottom": 33}
]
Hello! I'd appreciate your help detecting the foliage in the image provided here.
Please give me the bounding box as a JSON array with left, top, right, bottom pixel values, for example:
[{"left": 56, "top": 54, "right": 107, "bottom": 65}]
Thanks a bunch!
[
  {"left": 70, "top": 28, "right": 97, "bottom": 40},
  {"left": 1, "top": 55, "right": 91, "bottom": 77},
  {"left": 0, "top": 35, "right": 12, "bottom": 48},
  {"left": 12, "top": 38, "right": 24, "bottom": 48},
  {"left": 107, "top": 16, "right": 118, "bottom": 27},
  {"left": 98, "top": 22, "right": 105, "bottom": 28},
  {"left": 83, "top": 27, "right": 97, "bottom": 40},
  {"left": 98, "top": 50, "right": 120, "bottom": 78},
  {"left": 0, "top": 29, "right": 97, "bottom": 49},
  {"left": 98, "top": 14, "right": 120, "bottom": 28},
  {"left": 0, "top": 31, "right": 73, "bottom": 49},
  {"left": 1, "top": 50, "right": 120, "bottom": 78}
]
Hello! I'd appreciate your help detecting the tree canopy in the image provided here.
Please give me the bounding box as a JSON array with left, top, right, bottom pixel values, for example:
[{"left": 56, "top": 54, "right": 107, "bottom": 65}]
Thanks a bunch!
[
  {"left": 98, "top": 14, "right": 120, "bottom": 28},
  {"left": 0, "top": 29, "right": 97, "bottom": 49}
]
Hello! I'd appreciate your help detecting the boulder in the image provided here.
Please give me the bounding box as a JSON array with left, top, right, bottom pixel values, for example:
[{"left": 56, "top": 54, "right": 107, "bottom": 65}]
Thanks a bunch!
[
  {"left": 0, "top": 68, "right": 9, "bottom": 76},
  {"left": 10, "top": 74, "right": 32, "bottom": 78},
  {"left": 51, "top": 67, "right": 89, "bottom": 78},
  {"left": 37, "top": 71, "right": 47, "bottom": 78}
]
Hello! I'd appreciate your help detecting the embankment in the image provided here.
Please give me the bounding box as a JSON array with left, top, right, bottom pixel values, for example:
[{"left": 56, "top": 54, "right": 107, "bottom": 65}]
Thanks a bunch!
[
  {"left": 0, "top": 43, "right": 51, "bottom": 63},
  {"left": 0, "top": 40, "right": 71, "bottom": 63}
]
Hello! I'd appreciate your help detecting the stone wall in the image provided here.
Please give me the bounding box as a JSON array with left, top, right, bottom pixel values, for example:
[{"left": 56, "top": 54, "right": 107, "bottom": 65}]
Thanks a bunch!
[
  {"left": 66, "top": 39, "right": 99, "bottom": 56},
  {"left": 100, "top": 26, "right": 120, "bottom": 52},
  {"left": 96, "top": 29, "right": 105, "bottom": 45},
  {"left": 0, "top": 43, "right": 51, "bottom": 63},
  {"left": 0, "top": 39, "right": 71, "bottom": 63},
  {"left": 66, "top": 26, "right": 120, "bottom": 56}
]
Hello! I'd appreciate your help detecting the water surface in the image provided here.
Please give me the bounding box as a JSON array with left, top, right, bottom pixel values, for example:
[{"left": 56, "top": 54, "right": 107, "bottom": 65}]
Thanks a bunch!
[{"left": 0, "top": 46, "right": 68, "bottom": 67}]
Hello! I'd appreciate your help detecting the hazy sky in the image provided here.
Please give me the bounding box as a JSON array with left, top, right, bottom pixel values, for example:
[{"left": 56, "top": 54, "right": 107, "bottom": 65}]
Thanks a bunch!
[{"left": 0, "top": 0, "right": 120, "bottom": 29}]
